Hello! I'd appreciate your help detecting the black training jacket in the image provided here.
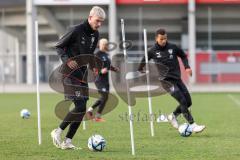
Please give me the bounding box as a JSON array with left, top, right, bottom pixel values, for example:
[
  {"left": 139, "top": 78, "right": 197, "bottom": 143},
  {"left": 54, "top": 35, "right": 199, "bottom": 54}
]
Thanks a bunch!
[
  {"left": 95, "top": 50, "right": 111, "bottom": 85},
  {"left": 55, "top": 20, "right": 99, "bottom": 83},
  {"left": 138, "top": 42, "right": 190, "bottom": 80}
]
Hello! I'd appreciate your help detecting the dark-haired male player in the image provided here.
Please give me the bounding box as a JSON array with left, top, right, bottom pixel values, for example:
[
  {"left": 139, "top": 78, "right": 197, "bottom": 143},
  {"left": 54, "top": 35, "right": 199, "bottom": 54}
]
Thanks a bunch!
[{"left": 138, "top": 29, "right": 205, "bottom": 133}]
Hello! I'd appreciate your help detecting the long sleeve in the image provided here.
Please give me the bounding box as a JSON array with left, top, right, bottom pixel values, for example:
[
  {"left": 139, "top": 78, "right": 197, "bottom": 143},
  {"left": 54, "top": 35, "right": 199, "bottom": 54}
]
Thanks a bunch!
[
  {"left": 176, "top": 46, "right": 190, "bottom": 69},
  {"left": 138, "top": 48, "right": 153, "bottom": 71},
  {"left": 110, "top": 65, "right": 118, "bottom": 72},
  {"left": 55, "top": 27, "right": 75, "bottom": 63}
]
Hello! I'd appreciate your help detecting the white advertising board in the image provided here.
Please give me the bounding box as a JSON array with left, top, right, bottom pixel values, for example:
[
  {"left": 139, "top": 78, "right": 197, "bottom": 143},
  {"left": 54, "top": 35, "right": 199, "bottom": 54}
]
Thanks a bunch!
[{"left": 34, "top": 0, "right": 110, "bottom": 5}]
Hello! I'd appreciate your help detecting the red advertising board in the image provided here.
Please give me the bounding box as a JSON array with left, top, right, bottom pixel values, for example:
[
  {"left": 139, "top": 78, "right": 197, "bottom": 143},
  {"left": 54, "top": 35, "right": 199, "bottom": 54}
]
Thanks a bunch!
[
  {"left": 196, "top": 52, "right": 211, "bottom": 83},
  {"left": 216, "top": 52, "right": 240, "bottom": 83},
  {"left": 117, "top": 0, "right": 240, "bottom": 4}
]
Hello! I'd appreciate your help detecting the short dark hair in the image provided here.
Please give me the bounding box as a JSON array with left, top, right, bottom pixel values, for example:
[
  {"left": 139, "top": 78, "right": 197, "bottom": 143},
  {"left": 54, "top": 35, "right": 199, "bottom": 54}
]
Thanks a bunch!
[{"left": 155, "top": 28, "right": 166, "bottom": 36}]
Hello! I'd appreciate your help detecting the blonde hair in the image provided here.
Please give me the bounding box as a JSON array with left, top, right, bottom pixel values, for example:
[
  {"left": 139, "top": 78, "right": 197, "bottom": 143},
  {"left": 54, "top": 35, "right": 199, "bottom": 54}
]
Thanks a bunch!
[
  {"left": 89, "top": 6, "right": 106, "bottom": 19},
  {"left": 99, "top": 38, "right": 108, "bottom": 51},
  {"left": 99, "top": 38, "right": 108, "bottom": 46}
]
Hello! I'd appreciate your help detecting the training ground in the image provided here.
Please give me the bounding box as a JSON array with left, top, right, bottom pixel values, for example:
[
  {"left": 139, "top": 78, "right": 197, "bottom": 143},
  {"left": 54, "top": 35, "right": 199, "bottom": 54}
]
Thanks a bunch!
[{"left": 0, "top": 90, "right": 240, "bottom": 160}]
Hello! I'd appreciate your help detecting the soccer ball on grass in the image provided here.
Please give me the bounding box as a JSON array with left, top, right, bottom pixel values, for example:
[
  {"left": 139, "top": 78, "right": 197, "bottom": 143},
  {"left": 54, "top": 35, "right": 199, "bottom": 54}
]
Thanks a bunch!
[{"left": 88, "top": 134, "right": 106, "bottom": 151}]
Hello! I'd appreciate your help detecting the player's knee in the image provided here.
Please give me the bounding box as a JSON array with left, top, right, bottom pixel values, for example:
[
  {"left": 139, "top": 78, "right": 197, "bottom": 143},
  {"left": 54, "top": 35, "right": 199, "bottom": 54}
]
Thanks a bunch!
[
  {"left": 187, "top": 100, "right": 192, "bottom": 108},
  {"left": 99, "top": 94, "right": 108, "bottom": 103},
  {"left": 180, "top": 99, "right": 188, "bottom": 107},
  {"left": 97, "top": 99, "right": 103, "bottom": 106},
  {"left": 102, "top": 94, "right": 108, "bottom": 102}
]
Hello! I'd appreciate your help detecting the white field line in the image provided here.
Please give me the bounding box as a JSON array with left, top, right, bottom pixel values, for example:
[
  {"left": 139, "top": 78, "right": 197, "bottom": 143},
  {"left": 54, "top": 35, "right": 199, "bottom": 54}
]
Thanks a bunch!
[{"left": 227, "top": 94, "right": 240, "bottom": 107}]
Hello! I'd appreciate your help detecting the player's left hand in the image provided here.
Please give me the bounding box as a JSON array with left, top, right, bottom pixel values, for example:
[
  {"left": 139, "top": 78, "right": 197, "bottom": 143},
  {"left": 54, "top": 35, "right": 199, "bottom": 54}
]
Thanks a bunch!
[
  {"left": 101, "top": 68, "right": 108, "bottom": 74},
  {"left": 185, "top": 68, "right": 192, "bottom": 77}
]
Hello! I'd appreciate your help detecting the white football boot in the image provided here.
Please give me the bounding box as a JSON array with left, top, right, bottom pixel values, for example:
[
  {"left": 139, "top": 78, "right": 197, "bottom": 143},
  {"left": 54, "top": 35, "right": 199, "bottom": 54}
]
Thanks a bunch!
[
  {"left": 61, "top": 138, "right": 81, "bottom": 150},
  {"left": 51, "top": 128, "right": 62, "bottom": 148},
  {"left": 190, "top": 123, "right": 206, "bottom": 133},
  {"left": 167, "top": 113, "right": 179, "bottom": 129}
]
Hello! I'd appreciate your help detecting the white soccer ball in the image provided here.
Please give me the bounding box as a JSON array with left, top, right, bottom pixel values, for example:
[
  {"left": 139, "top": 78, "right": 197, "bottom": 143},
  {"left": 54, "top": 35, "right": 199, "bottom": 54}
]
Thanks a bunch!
[
  {"left": 178, "top": 123, "right": 192, "bottom": 137},
  {"left": 88, "top": 134, "right": 106, "bottom": 152},
  {"left": 20, "top": 109, "right": 31, "bottom": 119}
]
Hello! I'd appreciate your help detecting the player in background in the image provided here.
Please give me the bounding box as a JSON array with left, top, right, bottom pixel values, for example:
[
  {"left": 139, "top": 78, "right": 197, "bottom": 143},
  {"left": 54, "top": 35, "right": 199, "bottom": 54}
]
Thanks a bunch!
[{"left": 87, "top": 38, "right": 119, "bottom": 122}]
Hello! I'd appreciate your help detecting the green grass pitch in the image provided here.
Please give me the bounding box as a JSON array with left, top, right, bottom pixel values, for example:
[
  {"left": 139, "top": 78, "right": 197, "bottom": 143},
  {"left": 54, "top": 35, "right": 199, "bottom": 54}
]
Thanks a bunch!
[{"left": 0, "top": 93, "right": 240, "bottom": 160}]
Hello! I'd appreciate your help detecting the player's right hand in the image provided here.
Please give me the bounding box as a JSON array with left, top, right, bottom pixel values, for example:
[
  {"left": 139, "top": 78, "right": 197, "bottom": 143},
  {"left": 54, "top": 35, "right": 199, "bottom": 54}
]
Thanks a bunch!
[{"left": 67, "top": 60, "right": 78, "bottom": 69}]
